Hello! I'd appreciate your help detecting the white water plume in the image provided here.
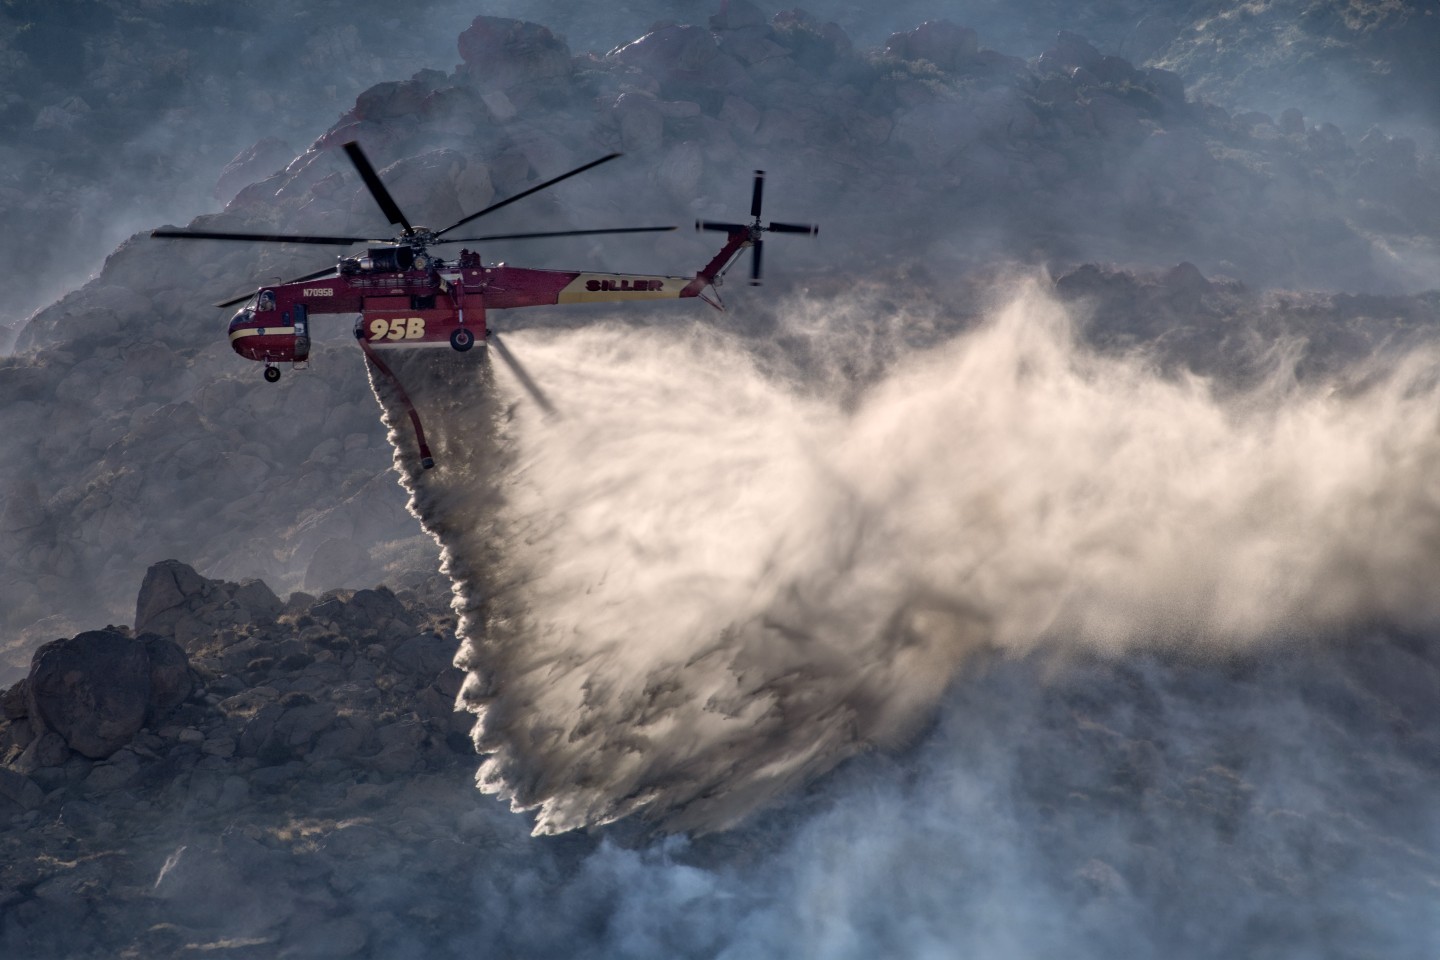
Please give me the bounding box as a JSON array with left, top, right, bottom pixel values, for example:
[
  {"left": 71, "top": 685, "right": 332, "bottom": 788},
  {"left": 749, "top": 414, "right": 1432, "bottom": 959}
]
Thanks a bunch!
[{"left": 370, "top": 280, "right": 1440, "bottom": 835}]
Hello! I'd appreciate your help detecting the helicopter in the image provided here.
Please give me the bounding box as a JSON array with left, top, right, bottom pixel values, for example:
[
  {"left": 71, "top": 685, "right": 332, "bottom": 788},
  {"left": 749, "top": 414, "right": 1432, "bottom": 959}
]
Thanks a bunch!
[{"left": 152, "top": 141, "right": 817, "bottom": 467}]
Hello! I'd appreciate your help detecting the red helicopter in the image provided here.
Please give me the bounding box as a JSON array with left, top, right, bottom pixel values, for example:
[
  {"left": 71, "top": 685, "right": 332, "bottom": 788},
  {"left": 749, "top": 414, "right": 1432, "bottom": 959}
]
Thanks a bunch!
[{"left": 153, "top": 142, "right": 817, "bottom": 467}]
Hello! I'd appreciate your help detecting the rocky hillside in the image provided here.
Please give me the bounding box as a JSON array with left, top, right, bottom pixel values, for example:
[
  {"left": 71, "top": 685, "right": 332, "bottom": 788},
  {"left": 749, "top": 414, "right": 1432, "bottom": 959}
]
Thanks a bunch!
[
  {"left": 6, "top": 3, "right": 1440, "bottom": 685},
  {"left": 0, "top": 0, "right": 487, "bottom": 337},
  {"left": 1, "top": 560, "right": 480, "bottom": 958},
  {"left": 7, "top": 0, "right": 1438, "bottom": 340},
  {"left": 3, "top": 560, "right": 1437, "bottom": 957},
  {"left": 2, "top": 5, "right": 1440, "bottom": 954},
  {"left": 1156, "top": 0, "right": 1440, "bottom": 135}
]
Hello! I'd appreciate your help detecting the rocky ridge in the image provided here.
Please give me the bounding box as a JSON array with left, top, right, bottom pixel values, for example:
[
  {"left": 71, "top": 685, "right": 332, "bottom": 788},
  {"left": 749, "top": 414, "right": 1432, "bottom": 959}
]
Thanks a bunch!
[
  {"left": 7, "top": 5, "right": 1440, "bottom": 682},
  {"left": 0, "top": 560, "right": 490, "bottom": 958}
]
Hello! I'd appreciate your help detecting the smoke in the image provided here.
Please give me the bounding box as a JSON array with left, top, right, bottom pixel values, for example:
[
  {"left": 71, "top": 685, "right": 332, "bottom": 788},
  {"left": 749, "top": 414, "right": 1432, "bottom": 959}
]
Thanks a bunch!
[{"left": 364, "top": 278, "right": 1440, "bottom": 835}]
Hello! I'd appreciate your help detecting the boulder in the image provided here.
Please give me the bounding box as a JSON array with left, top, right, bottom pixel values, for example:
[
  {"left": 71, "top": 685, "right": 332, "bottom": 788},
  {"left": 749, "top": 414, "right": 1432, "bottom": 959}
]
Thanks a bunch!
[
  {"left": 2, "top": 678, "right": 26, "bottom": 720},
  {"left": 27, "top": 630, "right": 150, "bottom": 759},
  {"left": 233, "top": 579, "right": 283, "bottom": 621},
  {"left": 135, "top": 561, "right": 283, "bottom": 649},
  {"left": 143, "top": 635, "right": 194, "bottom": 719},
  {"left": 353, "top": 80, "right": 432, "bottom": 122},
  {"left": 346, "top": 587, "right": 410, "bottom": 628},
  {"left": 14, "top": 731, "right": 69, "bottom": 772},
  {"left": 134, "top": 559, "right": 209, "bottom": 636},
  {"left": 0, "top": 767, "right": 44, "bottom": 811},
  {"left": 1037, "top": 30, "right": 1103, "bottom": 74},
  {"left": 456, "top": 16, "right": 572, "bottom": 93},
  {"left": 610, "top": 24, "right": 719, "bottom": 76},
  {"left": 884, "top": 20, "right": 978, "bottom": 72}
]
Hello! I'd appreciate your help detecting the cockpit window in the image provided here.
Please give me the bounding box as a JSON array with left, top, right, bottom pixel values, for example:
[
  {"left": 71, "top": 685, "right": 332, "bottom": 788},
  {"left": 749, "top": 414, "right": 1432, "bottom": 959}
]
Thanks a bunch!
[{"left": 257, "top": 290, "right": 276, "bottom": 312}]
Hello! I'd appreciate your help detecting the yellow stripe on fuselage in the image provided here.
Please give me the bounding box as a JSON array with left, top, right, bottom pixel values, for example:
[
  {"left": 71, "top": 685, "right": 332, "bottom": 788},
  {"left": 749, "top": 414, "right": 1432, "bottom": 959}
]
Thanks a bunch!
[{"left": 362, "top": 339, "right": 461, "bottom": 349}]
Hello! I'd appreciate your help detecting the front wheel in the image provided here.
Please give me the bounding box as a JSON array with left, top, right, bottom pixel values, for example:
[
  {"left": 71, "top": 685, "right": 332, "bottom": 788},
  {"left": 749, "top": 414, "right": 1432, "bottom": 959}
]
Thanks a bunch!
[
  {"left": 263, "top": 366, "right": 281, "bottom": 383},
  {"left": 450, "top": 328, "right": 475, "bottom": 352}
]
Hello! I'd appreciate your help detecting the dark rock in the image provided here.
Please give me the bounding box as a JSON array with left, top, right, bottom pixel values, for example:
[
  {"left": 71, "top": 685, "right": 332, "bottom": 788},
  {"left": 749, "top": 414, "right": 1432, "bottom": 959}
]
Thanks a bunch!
[
  {"left": 285, "top": 591, "right": 318, "bottom": 614},
  {"left": 27, "top": 630, "right": 150, "bottom": 759},
  {"left": 391, "top": 633, "right": 456, "bottom": 678},
  {"left": 143, "top": 635, "right": 194, "bottom": 720},
  {"left": 134, "top": 559, "right": 209, "bottom": 637},
  {"left": 456, "top": 16, "right": 572, "bottom": 93},
  {"left": 1165, "top": 261, "right": 1212, "bottom": 297},
  {"left": 2, "top": 679, "right": 27, "bottom": 720},
  {"left": 0, "top": 767, "right": 44, "bottom": 810},
  {"left": 1141, "top": 67, "right": 1187, "bottom": 113},
  {"left": 1038, "top": 30, "right": 1102, "bottom": 75},
  {"left": 282, "top": 915, "right": 369, "bottom": 959},
  {"left": 353, "top": 79, "right": 431, "bottom": 122},
  {"left": 347, "top": 587, "right": 409, "bottom": 628},
  {"left": 1092, "top": 54, "right": 1140, "bottom": 86},
  {"left": 15, "top": 730, "right": 70, "bottom": 772},
  {"left": 884, "top": 20, "right": 978, "bottom": 72},
  {"left": 83, "top": 748, "right": 141, "bottom": 792},
  {"left": 971, "top": 48, "right": 1029, "bottom": 82},
  {"left": 1307, "top": 121, "right": 1350, "bottom": 160},
  {"left": 611, "top": 24, "right": 719, "bottom": 75},
  {"left": 367, "top": 719, "right": 425, "bottom": 774},
  {"left": 272, "top": 701, "right": 338, "bottom": 751},
  {"left": 233, "top": 580, "right": 283, "bottom": 621},
  {"left": 237, "top": 702, "right": 285, "bottom": 760}
]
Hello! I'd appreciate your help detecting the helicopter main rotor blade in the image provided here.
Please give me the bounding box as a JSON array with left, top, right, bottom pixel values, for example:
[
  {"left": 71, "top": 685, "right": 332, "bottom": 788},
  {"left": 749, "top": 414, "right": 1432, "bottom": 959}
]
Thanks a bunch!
[
  {"left": 750, "top": 239, "right": 764, "bottom": 285},
  {"left": 767, "top": 221, "right": 819, "bottom": 236},
  {"left": 750, "top": 170, "right": 765, "bottom": 220},
  {"left": 212, "top": 265, "right": 338, "bottom": 308},
  {"left": 153, "top": 228, "right": 372, "bottom": 245},
  {"left": 435, "top": 152, "right": 622, "bottom": 238},
  {"left": 488, "top": 331, "right": 557, "bottom": 417},
  {"left": 343, "top": 141, "right": 415, "bottom": 236},
  {"left": 696, "top": 220, "right": 749, "bottom": 233},
  {"left": 432, "top": 226, "right": 676, "bottom": 245}
]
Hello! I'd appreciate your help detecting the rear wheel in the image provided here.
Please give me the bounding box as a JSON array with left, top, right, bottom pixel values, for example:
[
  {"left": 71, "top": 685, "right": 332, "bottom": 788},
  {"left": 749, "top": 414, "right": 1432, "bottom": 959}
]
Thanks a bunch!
[
  {"left": 450, "top": 328, "right": 475, "bottom": 352},
  {"left": 263, "top": 365, "right": 281, "bottom": 383}
]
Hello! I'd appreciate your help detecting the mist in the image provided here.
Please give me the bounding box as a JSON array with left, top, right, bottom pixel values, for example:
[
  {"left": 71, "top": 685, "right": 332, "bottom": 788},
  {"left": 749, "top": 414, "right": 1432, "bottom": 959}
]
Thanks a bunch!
[{"left": 358, "top": 278, "right": 1440, "bottom": 836}]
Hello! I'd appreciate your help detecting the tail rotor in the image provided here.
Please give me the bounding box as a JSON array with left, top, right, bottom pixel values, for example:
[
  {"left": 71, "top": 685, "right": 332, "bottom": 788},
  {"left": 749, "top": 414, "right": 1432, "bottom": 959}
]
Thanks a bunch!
[{"left": 697, "top": 170, "right": 818, "bottom": 285}]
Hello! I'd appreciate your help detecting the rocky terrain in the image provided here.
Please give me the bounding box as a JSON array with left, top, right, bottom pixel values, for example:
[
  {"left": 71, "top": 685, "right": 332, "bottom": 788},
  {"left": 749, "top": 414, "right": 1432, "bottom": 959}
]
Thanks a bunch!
[
  {"left": 6, "top": 0, "right": 1439, "bottom": 344},
  {"left": 2, "top": 2, "right": 1440, "bottom": 956},
  {"left": 1156, "top": 0, "right": 1440, "bottom": 136},
  {"left": 1, "top": 560, "right": 481, "bottom": 958},
  {"left": 0, "top": 0, "right": 491, "bottom": 338},
  {"left": 7, "top": 2, "right": 1440, "bottom": 683},
  {"left": 2, "top": 561, "right": 1437, "bottom": 957}
]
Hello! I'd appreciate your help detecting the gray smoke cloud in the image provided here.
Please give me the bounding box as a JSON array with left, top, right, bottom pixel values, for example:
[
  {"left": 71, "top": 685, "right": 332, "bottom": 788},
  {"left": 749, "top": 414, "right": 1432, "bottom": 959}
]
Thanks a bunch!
[{"left": 366, "top": 278, "right": 1440, "bottom": 835}]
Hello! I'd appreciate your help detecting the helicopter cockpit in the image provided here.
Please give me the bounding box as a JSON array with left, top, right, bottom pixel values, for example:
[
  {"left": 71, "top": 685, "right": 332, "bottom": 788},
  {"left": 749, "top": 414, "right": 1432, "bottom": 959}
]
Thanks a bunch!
[{"left": 226, "top": 288, "right": 307, "bottom": 373}]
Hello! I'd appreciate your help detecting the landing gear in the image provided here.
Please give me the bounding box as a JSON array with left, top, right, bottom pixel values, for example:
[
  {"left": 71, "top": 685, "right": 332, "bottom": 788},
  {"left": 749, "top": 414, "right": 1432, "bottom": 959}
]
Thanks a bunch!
[
  {"left": 450, "top": 327, "right": 475, "bottom": 352},
  {"left": 263, "top": 365, "right": 281, "bottom": 383}
]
